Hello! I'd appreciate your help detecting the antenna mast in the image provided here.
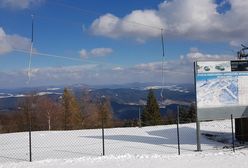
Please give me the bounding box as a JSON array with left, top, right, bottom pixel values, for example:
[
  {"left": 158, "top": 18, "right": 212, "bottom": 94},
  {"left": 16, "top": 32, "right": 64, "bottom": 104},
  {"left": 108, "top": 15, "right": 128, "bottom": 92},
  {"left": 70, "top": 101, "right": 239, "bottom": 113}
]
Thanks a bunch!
[
  {"left": 27, "top": 14, "right": 34, "bottom": 84},
  {"left": 160, "top": 28, "right": 165, "bottom": 104}
]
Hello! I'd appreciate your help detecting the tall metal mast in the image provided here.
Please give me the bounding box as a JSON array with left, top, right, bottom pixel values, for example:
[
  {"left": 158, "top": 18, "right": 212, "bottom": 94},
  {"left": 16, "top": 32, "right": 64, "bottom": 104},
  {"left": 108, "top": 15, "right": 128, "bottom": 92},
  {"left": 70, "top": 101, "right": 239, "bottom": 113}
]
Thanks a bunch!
[{"left": 27, "top": 14, "right": 34, "bottom": 83}]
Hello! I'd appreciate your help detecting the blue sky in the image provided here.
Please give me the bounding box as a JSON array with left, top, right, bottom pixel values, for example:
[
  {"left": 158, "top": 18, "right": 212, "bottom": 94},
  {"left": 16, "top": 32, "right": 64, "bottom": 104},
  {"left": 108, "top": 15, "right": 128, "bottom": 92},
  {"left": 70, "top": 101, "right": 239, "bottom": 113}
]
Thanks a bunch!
[{"left": 0, "top": 0, "right": 247, "bottom": 88}]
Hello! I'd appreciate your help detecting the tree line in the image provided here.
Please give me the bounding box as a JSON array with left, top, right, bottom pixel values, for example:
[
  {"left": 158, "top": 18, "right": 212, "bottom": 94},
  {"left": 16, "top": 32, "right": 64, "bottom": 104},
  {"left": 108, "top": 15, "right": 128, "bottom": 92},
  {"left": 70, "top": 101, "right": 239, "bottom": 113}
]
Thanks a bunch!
[
  {"left": 141, "top": 89, "right": 196, "bottom": 126},
  {"left": 0, "top": 88, "right": 196, "bottom": 133},
  {"left": 0, "top": 88, "right": 113, "bottom": 133}
]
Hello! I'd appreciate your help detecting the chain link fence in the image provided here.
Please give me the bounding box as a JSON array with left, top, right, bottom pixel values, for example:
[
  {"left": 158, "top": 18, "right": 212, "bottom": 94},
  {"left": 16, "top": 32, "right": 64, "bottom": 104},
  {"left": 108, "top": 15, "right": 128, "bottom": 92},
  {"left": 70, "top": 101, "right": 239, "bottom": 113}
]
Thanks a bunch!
[{"left": 1, "top": 114, "right": 245, "bottom": 163}]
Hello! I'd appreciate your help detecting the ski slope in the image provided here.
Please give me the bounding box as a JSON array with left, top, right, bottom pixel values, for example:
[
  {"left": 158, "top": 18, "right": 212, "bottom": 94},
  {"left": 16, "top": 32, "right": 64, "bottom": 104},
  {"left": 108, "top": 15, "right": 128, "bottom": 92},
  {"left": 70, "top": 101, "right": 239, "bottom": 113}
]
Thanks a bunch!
[{"left": 0, "top": 120, "right": 247, "bottom": 168}]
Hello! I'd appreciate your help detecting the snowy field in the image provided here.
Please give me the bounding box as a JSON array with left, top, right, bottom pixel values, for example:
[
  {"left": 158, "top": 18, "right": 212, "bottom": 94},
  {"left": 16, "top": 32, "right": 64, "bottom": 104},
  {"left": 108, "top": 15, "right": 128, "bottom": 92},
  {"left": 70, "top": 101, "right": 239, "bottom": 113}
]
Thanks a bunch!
[{"left": 0, "top": 120, "right": 247, "bottom": 168}]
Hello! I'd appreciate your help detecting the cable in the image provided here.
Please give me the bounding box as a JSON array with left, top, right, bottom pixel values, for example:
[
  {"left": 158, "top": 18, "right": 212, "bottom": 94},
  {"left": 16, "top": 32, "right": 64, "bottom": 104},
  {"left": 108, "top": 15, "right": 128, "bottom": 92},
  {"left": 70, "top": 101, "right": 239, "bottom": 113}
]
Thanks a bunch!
[{"left": 13, "top": 49, "right": 122, "bottom": 67}]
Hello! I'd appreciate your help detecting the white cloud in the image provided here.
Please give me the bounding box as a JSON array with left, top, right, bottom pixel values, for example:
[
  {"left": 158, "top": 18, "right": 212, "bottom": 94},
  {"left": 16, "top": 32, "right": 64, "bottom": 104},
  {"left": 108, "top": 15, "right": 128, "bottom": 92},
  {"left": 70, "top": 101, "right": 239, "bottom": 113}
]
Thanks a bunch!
[
  {"left": 180, "top": 48, "right": 235, "bottom": 64},
  {"left": 112, "top": 67, "right": 124, "bottom": 71},
  {"left": 90, "top": 48, "right": 113, "bottom": 57},
  {"left": 121, "top": 10, "right": 165, "bottom": 39},
  {"left": 0, "top": 60, "right": 188, "bottom": 88},
  {"left": 91, "top": 14, "right": 121, "bottom": 38},
  {"left": 91, "top": 10, "right": 165, "bottom": 42},
  {"left": 159, "top": 0, "right": 221, "bottom": 39},
  {"left": 0, "top": 49, "right": 237, "bottom": 88},
  {"left": 79, "top": 49, "right": 88, "bottom": 58},
  {"left": 0, "top": 0, "right": 45, "bottom": 9},
  {"left": 134, "top": 62, "right": 162, "bottom": 72},
  {"left": 0, "top": 27, "right": 31, "bottom": 55},
  {"left": 90, "top": 0, "right": 248, "bottom": 43},
  {"left": 129, "top": 49, "right": 234, "bottom": 84},
  {"left": 0, "top": 28, "right": 12, "bottom": 54},
  {"left": 79, "top": 47, "right": 113, "bottom": 58}
]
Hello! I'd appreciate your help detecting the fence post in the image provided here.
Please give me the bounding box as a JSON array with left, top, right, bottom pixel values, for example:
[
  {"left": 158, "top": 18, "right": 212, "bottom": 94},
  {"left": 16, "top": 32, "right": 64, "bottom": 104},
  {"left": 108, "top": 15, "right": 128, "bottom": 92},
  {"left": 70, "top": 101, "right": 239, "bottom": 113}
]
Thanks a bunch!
[
  {"left": 101, "top": 96, "right": 105, "bottom": 156},
  {"left": 102, "top": 119, "right": 105, "bottom": 156},
  {"left": 176, "top": 105, "right": 181, "bottom": 155},
  {"left": 231, "top": 114, "right": 235, "bottom": 152},
  {"left": 28, "top": 104, "right": 32, "bottom": 162},
  {"left": 29, "top": 126, "right": 32, "bottom": 162},
  {"left": 138, "top": 107, "right": 141, "bottom": 128}
]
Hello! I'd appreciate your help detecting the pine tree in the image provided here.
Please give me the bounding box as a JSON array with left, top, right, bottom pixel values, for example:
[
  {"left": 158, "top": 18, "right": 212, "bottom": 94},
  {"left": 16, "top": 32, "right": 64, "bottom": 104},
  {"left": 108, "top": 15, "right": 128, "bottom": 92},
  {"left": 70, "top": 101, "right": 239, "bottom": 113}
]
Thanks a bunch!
[
  {"left": 187, "top": 103, "right": 196, "bottom": 122},
  {"left": 62, "top": 88, "right": 82, "bottom": 130},
  {"left": 179, "top": 103, "right": 196, "bottom": 123},
  {"left": 142, "top": 89, "right": 162, "bottom": 126}
]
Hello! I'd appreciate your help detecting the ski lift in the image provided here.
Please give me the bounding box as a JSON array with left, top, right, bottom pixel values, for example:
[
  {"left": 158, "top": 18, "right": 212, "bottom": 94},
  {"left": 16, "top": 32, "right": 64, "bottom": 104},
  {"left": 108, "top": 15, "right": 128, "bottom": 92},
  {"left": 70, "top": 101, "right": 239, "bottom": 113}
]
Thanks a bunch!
[{"left": 237, "top": 44, "right": 248, "bottom": 59}]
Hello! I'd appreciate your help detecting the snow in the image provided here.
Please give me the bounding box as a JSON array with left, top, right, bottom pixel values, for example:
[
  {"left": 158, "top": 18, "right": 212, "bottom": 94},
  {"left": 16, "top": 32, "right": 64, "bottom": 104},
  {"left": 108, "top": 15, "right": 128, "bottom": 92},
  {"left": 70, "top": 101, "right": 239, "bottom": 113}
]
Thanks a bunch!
[
  {"left": 144, "top": 85, "right": 190, "bottom": 93},
  {"left": 0, "top": 120, "right": 247, "bottom": 168},
  {"left": 1, "top": 152, "right": 248, "bottom": 168},
  {"left": 14, "top": 94, "right": 26, "bottom": 98},
  {"left": 0, "top": 92, "right": 62, "bottom": 99},
  {"left": 46, "top": 88, "right": 60, "bottom": 91},
  {"left": 36, "top": 92, "right": 62, "bottom": 96},
  {"left": 0, "top": 93, "right": 14, "bottom": 99}
]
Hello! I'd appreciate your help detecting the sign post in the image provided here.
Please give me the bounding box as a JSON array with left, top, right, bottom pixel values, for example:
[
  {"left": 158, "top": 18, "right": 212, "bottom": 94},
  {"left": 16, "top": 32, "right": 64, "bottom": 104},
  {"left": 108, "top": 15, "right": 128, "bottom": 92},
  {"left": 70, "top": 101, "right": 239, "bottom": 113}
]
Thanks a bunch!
[{"left": 194, "top": 62, "right": 201, "bottom": 151}]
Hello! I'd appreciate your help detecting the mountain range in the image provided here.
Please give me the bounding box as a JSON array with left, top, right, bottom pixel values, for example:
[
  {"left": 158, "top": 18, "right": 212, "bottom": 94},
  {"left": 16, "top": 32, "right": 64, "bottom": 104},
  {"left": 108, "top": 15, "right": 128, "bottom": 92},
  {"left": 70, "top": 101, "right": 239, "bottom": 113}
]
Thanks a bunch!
[{"left": 0, "top": 82, "right": 195, "bottom": 120}]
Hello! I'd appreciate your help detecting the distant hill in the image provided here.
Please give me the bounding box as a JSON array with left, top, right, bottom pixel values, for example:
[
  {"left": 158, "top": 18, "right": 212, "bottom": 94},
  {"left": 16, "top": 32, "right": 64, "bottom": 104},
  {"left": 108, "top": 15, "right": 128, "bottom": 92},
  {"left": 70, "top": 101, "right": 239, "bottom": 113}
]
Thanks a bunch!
[{"left": 0, "top": 83, "right": 195, "bottom": 119}]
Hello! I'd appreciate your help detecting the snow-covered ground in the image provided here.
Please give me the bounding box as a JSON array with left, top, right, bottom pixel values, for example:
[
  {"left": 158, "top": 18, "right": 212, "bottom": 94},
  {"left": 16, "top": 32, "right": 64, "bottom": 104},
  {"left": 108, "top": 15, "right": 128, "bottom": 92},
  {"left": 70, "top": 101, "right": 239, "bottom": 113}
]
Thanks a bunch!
[{"left": 0, "top": 120, "right": 247, "bottom": 168}]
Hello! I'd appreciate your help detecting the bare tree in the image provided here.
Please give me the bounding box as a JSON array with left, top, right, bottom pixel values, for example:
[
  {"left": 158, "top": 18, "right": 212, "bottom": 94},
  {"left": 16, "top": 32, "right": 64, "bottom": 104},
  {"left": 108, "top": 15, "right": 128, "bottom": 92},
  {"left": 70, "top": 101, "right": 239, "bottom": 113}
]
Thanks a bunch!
[{"left": 99, "top": 97, "right": 113, "bottom": 128}]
